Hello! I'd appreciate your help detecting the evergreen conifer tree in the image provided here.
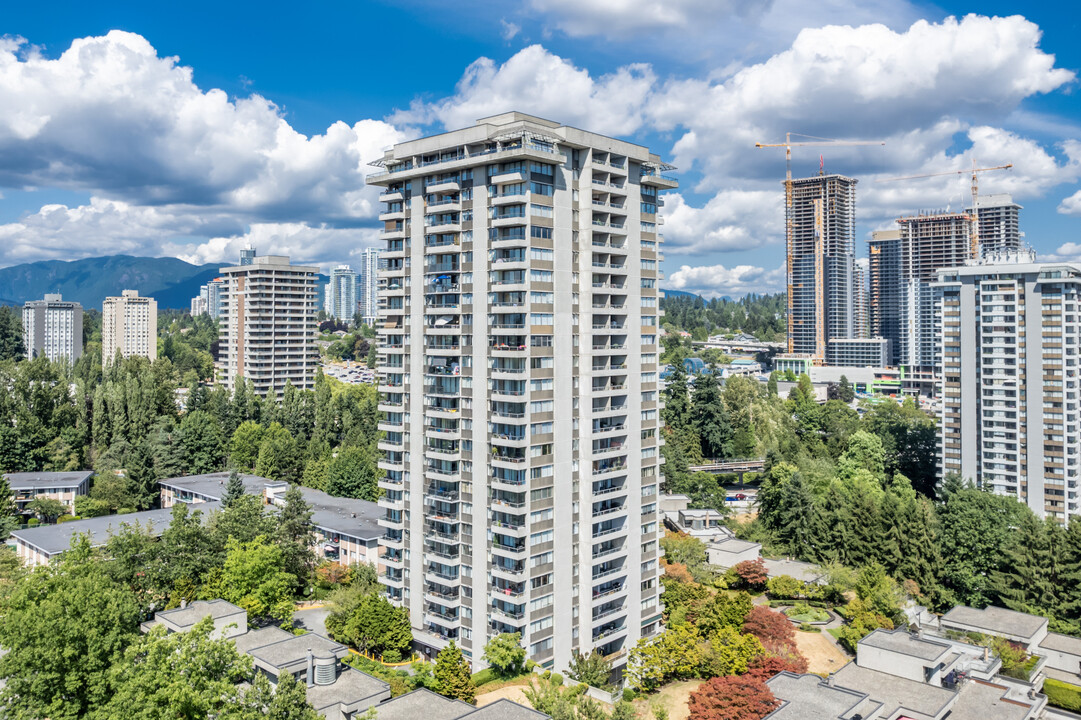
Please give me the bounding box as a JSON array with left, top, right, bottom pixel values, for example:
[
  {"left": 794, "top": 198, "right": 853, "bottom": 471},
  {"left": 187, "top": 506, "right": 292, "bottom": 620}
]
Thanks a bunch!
[{"left": 435, "top": 641, "right": 475, "bottom": 704}]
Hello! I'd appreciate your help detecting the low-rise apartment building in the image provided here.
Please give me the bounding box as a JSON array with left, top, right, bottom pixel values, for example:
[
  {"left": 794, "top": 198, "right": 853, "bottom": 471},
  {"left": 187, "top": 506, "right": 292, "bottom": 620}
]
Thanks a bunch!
[{"left": 5, "top": 470, "right": 92, "bottom": 515}]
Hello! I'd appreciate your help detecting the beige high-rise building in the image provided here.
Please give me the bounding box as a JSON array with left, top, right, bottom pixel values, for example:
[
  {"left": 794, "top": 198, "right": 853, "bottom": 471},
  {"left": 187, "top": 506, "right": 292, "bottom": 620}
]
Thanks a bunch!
[
  {"left": 367, "top": 112, "right": 673, "bottom": 671},
  {"left": 102, "top": 290, "right": 157, "bottom": 364},
  {"left": 218, "top": 255, "right": 318, "bottom": 395}
]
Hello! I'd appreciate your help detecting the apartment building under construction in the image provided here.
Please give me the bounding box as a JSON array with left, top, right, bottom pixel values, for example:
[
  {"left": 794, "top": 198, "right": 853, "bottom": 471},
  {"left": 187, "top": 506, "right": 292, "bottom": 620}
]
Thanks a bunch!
[{"left": 785, "top": 174, "right": 857, "bottom": 364}]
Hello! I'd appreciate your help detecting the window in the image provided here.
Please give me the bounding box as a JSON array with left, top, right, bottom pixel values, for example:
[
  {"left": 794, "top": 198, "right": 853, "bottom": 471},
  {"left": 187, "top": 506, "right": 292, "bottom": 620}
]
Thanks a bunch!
[
  {"left": 642, "top": 391, "right": 657, "bottom": 402},
  {"left": 641, "top": 278, "right": 656, "bottom": 289},
  {"left": 531, "top": 637, "right": 553, "bottom": 654},
  {"left": 530, "top": 594, "right": 554, "bottom": 611},
  {"left": 642, "top": 483, "right": 656, "bottom": 497},
  {"left": 531, "top": 335, "right": 553, "bottom": 347},
  {"left": 531, "top": 203, "right": 553, "bottom": 218},
  {"left": 531, "top": 443, "right": 553, "bottom": 457},
  {"left": 531, "top": 465, "right": 554, "bottom": 479},
  {"left": 531, "top": 314, "right": 554, "bottom": 326},
  {"left": 642, "top": 559, "right": 657, "bottom": 573},
  {"left": 531, "top": 270, "right": 553, "bottom": 282},
  {"left": 530, "top": 162, "right": 555, "bottom": 176},
  {"left": 531, "top": 226, "right": 553, "bottom": 240},
  {"left": 642, "top": 315, "right": 656, "bottom": 326},
  {"left": 530, "top": 356, "right": 553, "bottom": 369},
  {"left": 531, "top": 508, "right": 554, "bottom": 522},
  {"left": 642, "top": 372, "right": 657, "bottom": 383},
  {"left": 531, "top": 487, "right": 553, "bottom": 501},
  {"left": 641, "top": 335, "right": 656, "bottom": 345},
  {"left": 502, "top": 182, "right": 526, "bottom": 196},
  {"left": 531, "top": 291, "right": 554, "bottom": 304},
  {"left": 641, "top": 201, "right": 657, "bottom": 214},
  {"left": 642, "top": 447, "right": 657, "bottom": 459},
  {"left": 531, "top": 573, "right": 553, "bottom": 588},
  {"left": 531, "top": 399, "right": 554, "bottom": 413},
  {"left": 531, "top": 181, "right": 554, "bottom": 196},
  {"left": 529, "top": 527, "right": 553, "bottom": 544},
  {"left": 531, "top": 552, "right": 554, "bottom": 567},
  {"left": 641, "top": 297, "right": 656, "bottom": 307},
  {"left": 642, "top": 409, "right": 657, "bottom": 421},
  {"left": 531, "top": 421, "right": 554, "bottom": 434},
  {"left": 530, "top": 616, "right": 554, "bottom": 633},
  {"left": 531, "top": 378, "right": 554, "bottom": 392},
  {"left": 641, "top": 221, "right": 656, "bottom": 232},
  {"left": 531, "top": 247, "right": 554, "bottom": 261},
  {"left": 641, "top": 259, "right": 656, "bottom": 270}
]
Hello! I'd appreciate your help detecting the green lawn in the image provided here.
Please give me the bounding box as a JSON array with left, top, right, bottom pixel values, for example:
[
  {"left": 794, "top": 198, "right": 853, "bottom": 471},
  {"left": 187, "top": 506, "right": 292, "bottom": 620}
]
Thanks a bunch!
[{"left": 784, "top": 607, "right": 829, "bottom": 623}]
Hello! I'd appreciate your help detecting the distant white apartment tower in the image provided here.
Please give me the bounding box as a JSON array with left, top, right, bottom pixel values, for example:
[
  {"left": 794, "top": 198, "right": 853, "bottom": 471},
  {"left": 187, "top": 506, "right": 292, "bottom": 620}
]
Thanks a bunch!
[
  {"left": 357, "top": 247, "right": 383, "bottom": 327},
  {"left": 325, "top": 265, "right": 358, "bottom": 322},
  {"left": 190, "top": 279, "right": 225, "bottom": 318},
  {"left": 218, "top": 255, "right": 319, "bottom": 395},
  {"left": 22, "top": 294, "right": 83, "bottom": 364},
  {"left": 966, "top": 193, "right": 1023, "bottom": 256},
  {"left": 367, "top": 112, "right": 671, "bottom": 670},
  {"left": 102, "top": 290, "right": 158, "bottom": 364},
  {"left": 934, "top": 252, "right": 1081, "bottom": 524},
  {"left": 239, "top": 244, "right": 256, "bottom": 266},
  {"left": 190, "top": 295, "right": 208, "bottom": 316}
]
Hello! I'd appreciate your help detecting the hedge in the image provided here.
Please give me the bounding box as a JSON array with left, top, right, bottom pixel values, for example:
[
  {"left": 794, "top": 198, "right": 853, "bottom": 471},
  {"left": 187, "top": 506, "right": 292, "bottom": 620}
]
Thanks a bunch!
[{"left": 1044, "top": 678, "right": 1081, "bottom": 712}]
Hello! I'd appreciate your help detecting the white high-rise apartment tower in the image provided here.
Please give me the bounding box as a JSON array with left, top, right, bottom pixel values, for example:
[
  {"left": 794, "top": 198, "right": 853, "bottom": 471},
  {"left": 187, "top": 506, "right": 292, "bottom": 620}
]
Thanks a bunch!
[
  {"left": 218, "top": 255, "right": 319, "bottom": 395},
  {"left": 367, "top": 112, "right": 673, "bottom": 670},
  {"left": 935, "top": 252, "right": 1081, "bottom": 524},
  {"left": 358, "top": 247, "right": 383, "bottom": 326},
  {"left": 325, "top": 265, "right": 359, "bottom": 322},
  {"left": 102, "top": 290, "right": 158, "bottom": 364},
  {"left": 22, "top": 294, "right": 83, "bottom": 364}
]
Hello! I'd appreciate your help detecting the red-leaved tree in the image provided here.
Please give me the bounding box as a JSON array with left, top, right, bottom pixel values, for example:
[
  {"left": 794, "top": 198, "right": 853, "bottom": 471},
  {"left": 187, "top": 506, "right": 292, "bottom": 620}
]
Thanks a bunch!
[
  {"left": 734, "top": 558, "right": 768, "bottom": 589},
  {"left": 687, "top": 675, "right": 780, "bottom": 720},
  {"left": 746, "top": 652, "right": 808, "bottom": 680},
  {"left": 742, "top": 605, "right": 797, "bottom": 655}
]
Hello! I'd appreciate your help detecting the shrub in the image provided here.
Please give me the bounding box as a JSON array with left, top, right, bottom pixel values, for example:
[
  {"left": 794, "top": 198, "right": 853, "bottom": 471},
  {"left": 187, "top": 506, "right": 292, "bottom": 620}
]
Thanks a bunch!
[
  {"left": 382, "top": 649, "right": 402, "bottom": 663},
  {"left": 1045, "top": 678, "right": 1081, "bottom": 712},
  {"left": 623, "top": 687, "right": 637, "bottom": 702},
  {"left": 551, "top": 673, "right": 564, "bottom": 686},
  {"left": 472, "top": 667, "right": 497, "bottom": 688}
]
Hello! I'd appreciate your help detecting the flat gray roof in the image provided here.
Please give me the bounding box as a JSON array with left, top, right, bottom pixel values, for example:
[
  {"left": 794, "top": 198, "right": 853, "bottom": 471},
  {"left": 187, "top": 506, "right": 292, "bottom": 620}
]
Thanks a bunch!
[
  {"left": 232, "top": 626, "right": 293, "bottom": 655},
  {"left": 949, "top": 678, "right": 1035, "bottom": 720},
  {"left": 941, "top": 605, "right": 1048, "bottom": 640},
  {"left": 1040, "top": 631, "right": 1081, "bottom": 656},
  {"left": 10, "top": 503, "right": 219, "bottom": 555},
  {"left": 761, "top": 558, "right": 824, "bottom": 583},
  {"left": 298, "top": 486, "right": 382, "bottom": 541},
  {"left": 158, "top": 472, "right": 272, "bottom": 500},
  {"left": 156, "top": 600, "right": 245, "bottom": 630},
  {"left": 5, "top": 471, "right": 92, "bottom": 490},
  {"left": 460, "top": 700, "right": 552, "bottom": 719},
  {"left": 709, "top": 537, "right": 761, "bottom": 554},
  {"left": 247, "top": 632, "right": 347, "bottom": 671},
  {"left": 859, "top": 629, "right": 951, "bottom": 662},
  {"left": 765, "top": 672, "right": 875, "bottom": 720},
  {"left": 305, "top": 667, "right": 390, "bottom": 713},
  {"left": 833, "top": 662, "right": 955, "bottom": 718},
  {"left": 372, "top": 688, "right": 475, "bottom": 720}
]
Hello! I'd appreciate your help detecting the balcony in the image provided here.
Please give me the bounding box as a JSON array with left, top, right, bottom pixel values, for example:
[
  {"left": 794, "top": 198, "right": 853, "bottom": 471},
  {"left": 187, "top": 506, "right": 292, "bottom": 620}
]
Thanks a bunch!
[
  {"left": 490, "top": 170, "right": 527, "bottom": 185},
  {"left": 426, "top": 179, "right": 460, "bottom": 194}
]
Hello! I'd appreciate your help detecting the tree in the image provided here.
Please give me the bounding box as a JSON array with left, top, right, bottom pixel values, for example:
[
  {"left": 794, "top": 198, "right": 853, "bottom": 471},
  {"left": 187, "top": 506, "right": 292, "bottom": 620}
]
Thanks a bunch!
[
  {"left": 435, "top": 641, "right": 475, "bottom": 703},
  {"left": 691, "top": 371, "right": 731, "bottom": 459},
  {"left": 26, "top": 496, "right": 68, "bottom": 523},
  {"left": 566, "top": 649, "right": 613, "bottom": 689},
  {"left": 158, "top": 503, "right": 218, "bottom": 599},
  {"left": 484, "top": 632, "right": 526, "bottom": 676},
  {"left": 0, "top": 536, "right": 141, "bottom": 719},
  {"left": 625, "top": 625, "right": 702, "bottom": 693},
  {"left": 209, "top": 494, "right": 276, "bottom": 549},
  {"left": 230, "top": 421, "right": 265, "bottom": 471},
  {"left": 0, "top": 473, "right": 20, "bottom": 538},
  {"left": 179, "top": 410, "right": 225, "bottom": 474},
  {"left": 686, "top": 675, "right": 780, "bottom": 720},
  {"left": 210, "top": 535, "right": 297, "bottom": 623},
  {"left": 276, "top": 484, "right": 315, "bottom": 585},
  {"left": 339, "top": 593, "right": 413, "bottom": 658},
  {"left": 693, "top": 592, "right": 753, "bottom": 637},
  {"left": 94, "top": 617, "right": 251, "bottom": 720},
  {"left": 326, "top": 445, "right": 380, "bottom": 500},
  {"left": 611, "top": 699, "right": 638, "bottom": 720},
  {"left": 733, "top": 558, "right": 768, "bottom": 590},
  {"left": 699, "top": 627, "right": 764, "bottom": 677},
  {"left": 746, "top": 653, "right": 808, "bottom": 680},
  {"left": 837, "top": 375, "right": 855, "bottom": 403},
  {"left": 222, "top": 469, "right": 246, "bottom": 507},
  {"left": 232, "top": 670, "right": 322, "bottom": 720},
  {"left": 254, "top": 423, "right": 301, "bottom": 484},
  {"left": 742, "top": 606, "right": 796, "bottom": 655}
]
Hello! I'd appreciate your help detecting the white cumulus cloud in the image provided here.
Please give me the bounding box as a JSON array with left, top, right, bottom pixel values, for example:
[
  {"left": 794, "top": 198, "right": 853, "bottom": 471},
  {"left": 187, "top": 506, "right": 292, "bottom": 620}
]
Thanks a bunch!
[{"left": 667, "top": 263, "right": 786, "bottom": 298}]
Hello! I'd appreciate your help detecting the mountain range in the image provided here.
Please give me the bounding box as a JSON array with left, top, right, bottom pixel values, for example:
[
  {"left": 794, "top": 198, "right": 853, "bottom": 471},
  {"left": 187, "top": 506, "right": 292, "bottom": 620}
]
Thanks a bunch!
[
  {"left": 0, "top": 255, "right": 701, "bottom": 310},
  {"left": 0, "top": 256, "right": 331, "bottom": 309}
]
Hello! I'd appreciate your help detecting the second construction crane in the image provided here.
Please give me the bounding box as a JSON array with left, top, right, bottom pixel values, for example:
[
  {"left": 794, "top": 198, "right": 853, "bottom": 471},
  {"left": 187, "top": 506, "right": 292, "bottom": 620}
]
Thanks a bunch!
[
  {"left": 756, "top": 133, "right": 886, "bottom": 360},
  {"left": 876, "top": 161, "right": 1013, "bottom": 258}
]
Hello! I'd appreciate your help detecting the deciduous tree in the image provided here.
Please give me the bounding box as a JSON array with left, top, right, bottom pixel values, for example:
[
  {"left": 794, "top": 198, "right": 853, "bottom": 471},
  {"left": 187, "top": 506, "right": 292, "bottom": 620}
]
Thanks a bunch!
[{"left": 686, "top": 675, "right": 780, "bottom": 720}]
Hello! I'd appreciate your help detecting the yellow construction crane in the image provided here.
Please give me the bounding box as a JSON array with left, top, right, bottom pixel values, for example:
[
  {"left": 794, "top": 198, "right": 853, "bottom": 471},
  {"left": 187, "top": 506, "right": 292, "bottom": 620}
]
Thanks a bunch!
[
  {"left": 875, "top": 161, "right": 1013, "bottom": 258},
  {"left": 755, "top": 133, "right": 886, "bottom": 357}
]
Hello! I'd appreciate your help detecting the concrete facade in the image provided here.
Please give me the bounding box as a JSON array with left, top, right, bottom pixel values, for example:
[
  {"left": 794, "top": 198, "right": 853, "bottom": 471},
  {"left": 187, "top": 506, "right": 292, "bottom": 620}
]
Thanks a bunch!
[
  {"left": 102, "top": 289, "right": 157, "bottom": 364},
  {"left": 367, "top": 112, "right": 670, "bottom": 669},
  {"left": 22, "top": 293, "right": 83, "bottom": 363},
  {"left": 218, "top": 255, "right": 319, "bottom": 395},
  {"left": 934, "top": 255, "right": 1081, "bottom": 522}
]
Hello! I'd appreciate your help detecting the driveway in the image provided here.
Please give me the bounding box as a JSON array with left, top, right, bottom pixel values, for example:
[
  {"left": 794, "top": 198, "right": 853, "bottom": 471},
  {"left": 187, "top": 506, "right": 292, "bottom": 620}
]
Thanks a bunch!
[{"left": 293, "top": 604, "right": 330, "bottom": 634}]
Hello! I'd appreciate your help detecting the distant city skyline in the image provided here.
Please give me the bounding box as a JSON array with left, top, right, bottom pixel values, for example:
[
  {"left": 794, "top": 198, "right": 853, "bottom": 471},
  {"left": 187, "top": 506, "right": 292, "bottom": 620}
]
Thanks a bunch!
[{"left": 2, "top": 3, "right": 1081, "bottom": 298}]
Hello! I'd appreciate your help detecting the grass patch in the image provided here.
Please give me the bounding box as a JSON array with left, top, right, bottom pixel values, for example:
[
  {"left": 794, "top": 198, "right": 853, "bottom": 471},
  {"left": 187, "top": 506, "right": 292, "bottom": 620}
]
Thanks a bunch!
[
  {"left": 473, "top": 669, "right": 533, "bottom": 692},
  {"left": 785, "top": 608, "right": 829, "bottom": 623},
  {"left": 827, "top": 628, "right": 844, "bottom": 641},
  {"left": 1045, "top": 678, "right": 1081, "bottom": 712}
]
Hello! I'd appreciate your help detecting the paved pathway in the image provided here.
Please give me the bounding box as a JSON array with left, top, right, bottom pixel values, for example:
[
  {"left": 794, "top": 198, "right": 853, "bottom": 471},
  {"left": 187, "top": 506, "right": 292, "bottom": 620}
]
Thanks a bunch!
[{"left": 293, "top": 604, "right": 330, "bottom": 634}]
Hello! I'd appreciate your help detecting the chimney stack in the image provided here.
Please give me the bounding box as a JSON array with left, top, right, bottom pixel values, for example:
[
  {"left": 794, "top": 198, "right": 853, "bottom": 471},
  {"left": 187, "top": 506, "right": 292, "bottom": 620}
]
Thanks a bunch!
[{"left": 307, "top": 648, "right": 314, "bottom": 687}]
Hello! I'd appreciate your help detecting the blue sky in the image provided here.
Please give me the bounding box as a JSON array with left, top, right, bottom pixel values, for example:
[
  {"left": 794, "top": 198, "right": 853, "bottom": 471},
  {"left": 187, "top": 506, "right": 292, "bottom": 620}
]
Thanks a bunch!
[{"left": 2, "top": 0, "right": 1080, "bottom": 296}]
